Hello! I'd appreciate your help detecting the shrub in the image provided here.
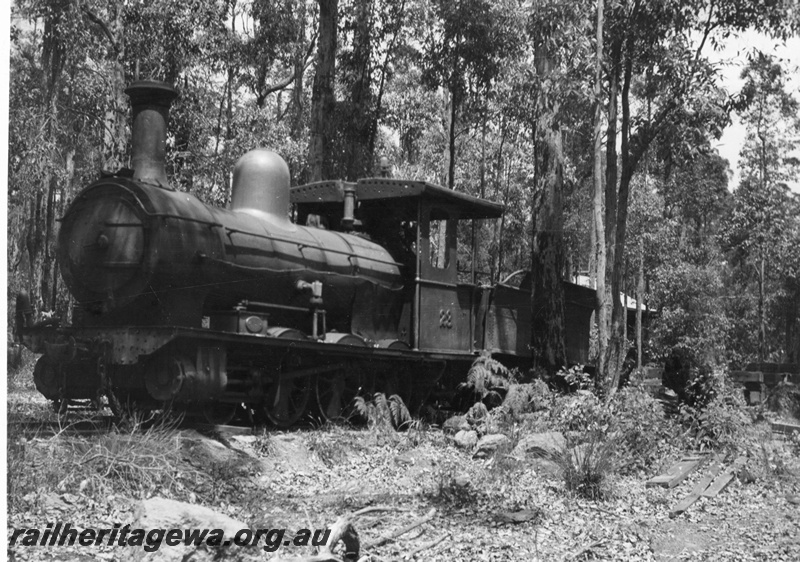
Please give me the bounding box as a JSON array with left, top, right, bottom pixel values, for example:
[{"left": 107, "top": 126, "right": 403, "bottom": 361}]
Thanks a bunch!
[
  {"left": 550, "top": 391, "right": 611, "bottom": 433},
  {"left": 549, "top": 386, "right": 677, "bottom": 473},
  {"left": 8, "top": 417, "right": 195, "bottom": 511},
  {"left": 553, "top": 364, "right": 592, "bottom": 391},
  {"left": 606, "top": 387, "right": 678, "bottom": 472},
  {"left": 549, "top": 432, "right": 615, "bottom": 501},
  {"left": 432, "top": 461, "right": 479, "bottom": 507},
  {"left": 767, "top": 381, "right": 800, "bottom": 419},
  {"left": 501, "top": 379, "right": 552, "bottom": 417},
  {"left": 678, "top": 371, "right": 753, "bottom": 451}
]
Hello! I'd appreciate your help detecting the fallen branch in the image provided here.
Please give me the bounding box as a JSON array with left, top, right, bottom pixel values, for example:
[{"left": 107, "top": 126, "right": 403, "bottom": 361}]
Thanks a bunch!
[
  {"left": 562, "top": 539, "right": 605, "bottom": 561},
  {"left": 275, "top": 515, "right": 360, "bottom": 562},
  {"left": 576, "top": 502, "right": 618, "bottom": 518},
  {"left": 365, "top": 508, "right": 436, "bottom": 549},
  {"left": 404, "top": 532, "right": 450, "bottom": 560},
  {"left": 352, "top": 506, "right": 408, "bottom": 517}
]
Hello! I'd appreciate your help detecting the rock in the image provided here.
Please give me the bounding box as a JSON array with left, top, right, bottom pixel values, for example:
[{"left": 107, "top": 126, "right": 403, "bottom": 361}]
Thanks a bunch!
[
  {"left": 511, "top": 431, "right": 566, "bottom": 459},
  {"left": 442, "top": 415, "right": 470, "bottom": 434},
  {"left": 394, "top": 449, "right": 434, "bottom": 468},
  {"left": 453, "top": 473, "right": 471, "bottom": 488},
  {"left": 530, "top": 458, "right": 561, "bottom": 477},
  {"left": 650, "top": 522, "right": 709, "bottom": 561},
  {"left": 473, "top": 434, "right": 511, "bottom": 458},
  {"left": 180, "top": 430, "right": 242, "bottom": 466},
  {"left": 259, "top": 434, "right": 319, "bottom": 479},
  {"left": 132, "top": 497, "right": 259, "bottom": 561},
  {"left": 496, "top": 508, "right": 543, "bottom": 524},
  {"left": 453, "top": 430, "right": 479, "bottom": 450}
]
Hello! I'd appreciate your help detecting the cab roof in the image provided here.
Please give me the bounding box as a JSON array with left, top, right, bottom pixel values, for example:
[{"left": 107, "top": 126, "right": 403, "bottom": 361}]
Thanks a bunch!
[{"left": 290, "top": 178, "right": 504, "bottom": 220}]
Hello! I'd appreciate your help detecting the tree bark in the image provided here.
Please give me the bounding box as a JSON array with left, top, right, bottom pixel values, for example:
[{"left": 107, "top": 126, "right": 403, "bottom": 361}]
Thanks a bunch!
[
  {"left": 344, "top": 0, "right": 374, "bottom": 180},
  {"left": 604, "top": 30, "right": 634, "bottom": 397},
  {"left": 290, "top": 0, "right": 308, "bottom": 139},
  {"left": 592, "top": 0, "right": 607, "bottom": 388},
  {"left": 636, "top": 238, "right": 644, "bottom": 370},
  {"left": 531, "top": 37, "right": 567, "bottom": 371},
  {"left": 308, "top": 0, "right": 338, "bottom": 182}
]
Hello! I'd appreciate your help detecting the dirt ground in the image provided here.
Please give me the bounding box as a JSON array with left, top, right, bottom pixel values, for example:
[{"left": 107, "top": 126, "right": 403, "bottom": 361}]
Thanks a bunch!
[{"left": 6, "top": 376, "right": 800, "bottom": 561}]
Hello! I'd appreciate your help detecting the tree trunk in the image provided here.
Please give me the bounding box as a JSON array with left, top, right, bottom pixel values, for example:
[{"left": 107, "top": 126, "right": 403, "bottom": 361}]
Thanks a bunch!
[
  {"left": 603, "top": 34, "right": 633, "bottom": 397},
  {"left": 592, "top": 0, "right": 607, "bottom": 389},
  {"left": 447, "top": 89, "right": 457, "bottom": 189},
  {"left": 636, "top": 239, "right": 644, "bottom": 370},
  {"left": 308, "top": 0, "right": 338, "bottom": 182},
  {"left": 758, "top": 254, "right": 765, "bottom": 362},
  {"left": 344, "top": 0, "right": 374, "bottom": 180},
  {"left": 290, "top": 0, "right": 307, "bottom": 139},
  {"left": 531, "top": 38, "right": 566, "bottom": 371}
]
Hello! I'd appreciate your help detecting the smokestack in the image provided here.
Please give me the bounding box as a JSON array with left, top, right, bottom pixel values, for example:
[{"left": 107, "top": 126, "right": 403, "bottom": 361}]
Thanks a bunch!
[{"left": 124, "top": 81, "right": 179, "bottom": 188}]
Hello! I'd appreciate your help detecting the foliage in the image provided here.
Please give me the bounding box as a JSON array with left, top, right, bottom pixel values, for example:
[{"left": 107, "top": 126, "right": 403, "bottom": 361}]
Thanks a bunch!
[
  {"left": 459, "top": 352, "right": 516, "bottom": 404},
  {"left": 677, "top": 370, "right": 754, "bottom": 451},
  {"left": 549, "top": 432, "right": 615, "bottom": 501},
  {"left": 766, "top": 381, "right": 800, "bottom": 420},
  {"left": 500, "top": 379, "right": 551, "bottom": 418},
  {"left": 605, "top": 387, "right": 679, "bottom": 472},
  {"left": 549, "top": 385, "right": 678, "bottom": 473},
  {"left": 432, "top": 461, "right": 479, "bottom": 507},
  {"left": 7, "top": 417, "right": 198, "bottom": 511},
  {"left": 352, "top": 392, "right": 412, "bottom": 430},
  {"left": 554, "top": 364, "right": 592, "bottom": 391}
]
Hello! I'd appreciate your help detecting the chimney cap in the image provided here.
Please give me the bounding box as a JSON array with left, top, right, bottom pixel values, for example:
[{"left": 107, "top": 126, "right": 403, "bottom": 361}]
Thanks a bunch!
[{"left": 125, "top": 81, "right": 179, "bottom": 106}]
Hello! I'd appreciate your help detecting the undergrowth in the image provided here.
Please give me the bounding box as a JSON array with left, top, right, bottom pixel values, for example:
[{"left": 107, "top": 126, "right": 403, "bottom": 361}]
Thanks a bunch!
[
  {"left": 352, "top": 392, "right": 411, "bottom": 430},
  {"left": 549, "top": 432, "right": 616, "bottom": 501},
  {"left": 432, "top": 461, "right": 480, "bottom": 507},
  {"left": 8, "top": 416, "right": 200, "bottom": 512},
  {"left": 678, "top": 369, "right": 757, "bottom": 452}
]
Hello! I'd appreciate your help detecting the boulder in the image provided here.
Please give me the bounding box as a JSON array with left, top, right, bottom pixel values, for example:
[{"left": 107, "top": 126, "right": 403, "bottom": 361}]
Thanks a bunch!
[
  {"left": 131, "top": 497, "right": 259, "bottom": 561},
  {"left": 473, "top": 434, "right": 511, "bottom": 459},
  {"left": 442, "top": 415, "right": 470, "bottom": 434},
  {"left": 511, "top": 431, "right": 566, "bottom": 459},
  {"left": 466, "top": 402, "right": 489, "bottom": 426},
  {"left": 453, "top": 430, "right": 479, "bottom": 450}
]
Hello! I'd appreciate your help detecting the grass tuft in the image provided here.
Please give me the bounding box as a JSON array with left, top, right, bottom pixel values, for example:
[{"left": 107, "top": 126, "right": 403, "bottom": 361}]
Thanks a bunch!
[{"left": 549, "top": 432, "right": 616, "bottom": 501}]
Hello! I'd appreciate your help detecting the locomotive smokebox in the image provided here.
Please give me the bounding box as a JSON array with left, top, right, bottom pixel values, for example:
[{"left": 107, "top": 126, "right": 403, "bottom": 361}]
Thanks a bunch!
[
  {"left": 231, "top": 149, "right": 291, "bottom": 221},
  {"left": 124, "top": 81, "right": 179, "bottom": 188}
]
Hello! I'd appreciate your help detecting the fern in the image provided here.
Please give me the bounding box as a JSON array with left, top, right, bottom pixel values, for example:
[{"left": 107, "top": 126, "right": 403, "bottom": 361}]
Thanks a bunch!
[
  {"left": 353, "top": 396, "right": 368, "bottom": 419},
  {"left": 389, "top": 394, "right": 411, "bottom": 428},
  {"left": 460, "top": 351, "right": 515, "bottom": 399},
  {"left": 373, "top": 392, "right": 392, "bottom": 427},
  {"left": 351, "top": 392, "right": 413, "bottom": 430}
]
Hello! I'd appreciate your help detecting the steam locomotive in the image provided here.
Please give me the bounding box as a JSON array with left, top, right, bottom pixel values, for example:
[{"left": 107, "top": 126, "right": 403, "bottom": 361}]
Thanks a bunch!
[{"left": 16, "top": 81, "right": 595, "bottom": 425}]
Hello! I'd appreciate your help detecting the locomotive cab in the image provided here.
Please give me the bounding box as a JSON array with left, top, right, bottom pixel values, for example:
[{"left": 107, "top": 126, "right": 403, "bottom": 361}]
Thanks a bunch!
[{"left": 291, "top": 179, "right": 503, "bottom": 354}]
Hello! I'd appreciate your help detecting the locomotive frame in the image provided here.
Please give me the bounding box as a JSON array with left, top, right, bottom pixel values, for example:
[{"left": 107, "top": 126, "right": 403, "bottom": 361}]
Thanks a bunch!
[{"left": 16, "top": 80, "right": 596, "bottom": 426}]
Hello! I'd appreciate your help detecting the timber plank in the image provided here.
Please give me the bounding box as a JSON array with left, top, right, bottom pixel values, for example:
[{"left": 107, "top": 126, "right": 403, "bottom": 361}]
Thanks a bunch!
[
  {"left": 669, "top": 454, "right": 724, "bottom": 518},
  {"left": 701, "top": 456, "right": 747, "bottom": 498},
  {"left": 646, "top": 455, "right": 706, "bottom": 489},
  {"left": 772, "top": 422, "right": 800, "bottom": 435},
  {"left": 729, "top": 371, "right": 763, "bottom": 383}
]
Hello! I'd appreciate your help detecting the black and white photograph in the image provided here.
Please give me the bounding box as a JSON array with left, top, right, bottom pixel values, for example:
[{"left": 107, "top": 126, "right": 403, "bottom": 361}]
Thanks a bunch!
[{"left": 4, "top": 0, "right": 800, "bottom": 560}]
